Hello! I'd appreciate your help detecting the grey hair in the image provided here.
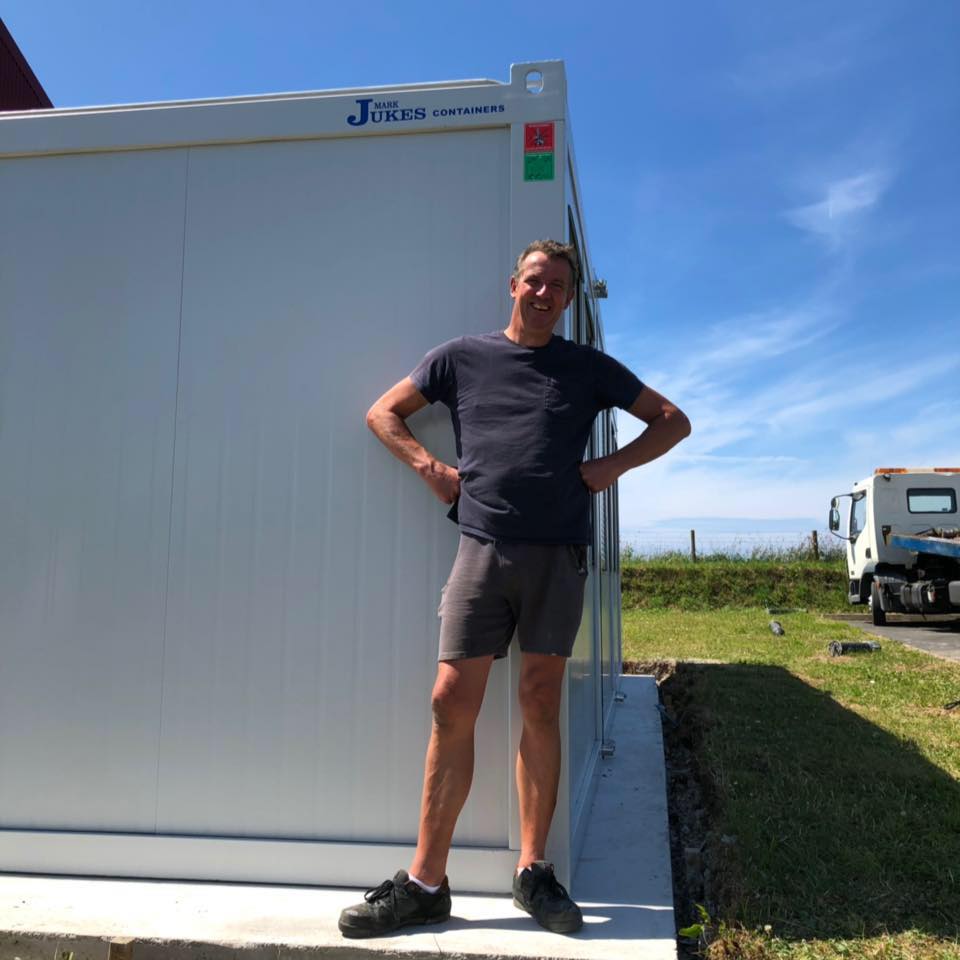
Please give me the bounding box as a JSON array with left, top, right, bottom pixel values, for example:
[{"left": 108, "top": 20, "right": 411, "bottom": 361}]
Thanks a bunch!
[{"left": 512, "top": 239, "right": 579, "bottom": 288}]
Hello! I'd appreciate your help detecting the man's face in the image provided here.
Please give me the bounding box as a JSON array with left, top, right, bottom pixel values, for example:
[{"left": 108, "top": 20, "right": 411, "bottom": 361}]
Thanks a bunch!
[{"left": 509, "top": 252, "right": 576, "bottom": 337}]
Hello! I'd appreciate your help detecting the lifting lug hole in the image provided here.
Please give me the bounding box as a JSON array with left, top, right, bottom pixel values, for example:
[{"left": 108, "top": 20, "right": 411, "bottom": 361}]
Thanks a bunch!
[{"left": 525, "top": 70, "right": 544, "bottom": 94}]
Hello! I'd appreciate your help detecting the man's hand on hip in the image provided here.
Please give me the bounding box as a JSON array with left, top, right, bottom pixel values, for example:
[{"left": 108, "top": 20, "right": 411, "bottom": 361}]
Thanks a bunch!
[
  {"left": 579, "top": 456, "right": 621, "bottom": 494},
  {"left": 420, "top": 459, "right": 461, "bottom": 504},
  {"left": 579, "top": 386, "right": 692, "bottom": 494},
  {"left": 366, "top": 378, "right": 461, "bottom": 506}
]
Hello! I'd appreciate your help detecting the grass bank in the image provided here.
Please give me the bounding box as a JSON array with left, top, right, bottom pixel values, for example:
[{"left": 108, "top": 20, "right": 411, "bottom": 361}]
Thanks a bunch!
[
  {"left": 623, "top": 608, "right": 960, "bottom": 959},
  {"left": 621, "top": 557, "right": 848, "bottom": 612}
]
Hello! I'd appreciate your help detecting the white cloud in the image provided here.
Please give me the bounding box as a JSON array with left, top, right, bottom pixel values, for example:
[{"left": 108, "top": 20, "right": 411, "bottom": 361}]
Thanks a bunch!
[
  {"left": 624, "top": 295, "right": 841, "bottom": 460},
  {"left": 690, "top": 303, "right": 838, "bottom": 376},
  {"left": 637, "top": 295, "right": 838, "bottom": 397},
  {"left": 618, "top": 437, "right": 929, "bottom": 534},
  {"left": 617, "top": 453, "right": 833, "bottom": 530},
  {"left": 613, "top": 333, "right": 960, "bottom": 527},
  {"left": 761, "top": 353, "right": 960, "bottom": 431},
  {"left": 785, "top": 170, "right": 892, "bottom": 248}
]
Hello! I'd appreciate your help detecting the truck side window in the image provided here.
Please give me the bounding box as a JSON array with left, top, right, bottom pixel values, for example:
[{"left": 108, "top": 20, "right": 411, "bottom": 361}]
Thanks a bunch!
[
  {"left": 850, "top": 495, "right": 867, "bottom": 539},
  {"left": 906, "top": 488, "right": 957, "bottom": 514}
]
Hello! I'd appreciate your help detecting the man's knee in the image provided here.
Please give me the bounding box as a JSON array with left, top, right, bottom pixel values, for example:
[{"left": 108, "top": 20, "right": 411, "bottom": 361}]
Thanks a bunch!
[
  {"left": 518, "top": 670, "right": 563, "bottom": 727},
  {"left": 431, "top": 674, "right": 482, "bottom": 732}
]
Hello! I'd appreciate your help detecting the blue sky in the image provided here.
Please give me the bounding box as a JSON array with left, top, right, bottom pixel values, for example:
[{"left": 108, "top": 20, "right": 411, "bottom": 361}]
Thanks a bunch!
[{"left": 6, "top": 0, "right": 958, "bottom": 536}]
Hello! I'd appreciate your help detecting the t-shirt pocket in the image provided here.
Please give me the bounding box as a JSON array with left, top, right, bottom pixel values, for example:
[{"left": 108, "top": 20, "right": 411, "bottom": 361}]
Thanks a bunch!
[{"left": 543, "top": 377, "right": 586, "bottom": 418}]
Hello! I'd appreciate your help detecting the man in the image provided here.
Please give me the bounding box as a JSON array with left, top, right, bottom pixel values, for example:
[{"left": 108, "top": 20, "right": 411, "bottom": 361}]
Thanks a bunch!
[{"left": 339, "top": 240, "right": 690, "bottom": 938}]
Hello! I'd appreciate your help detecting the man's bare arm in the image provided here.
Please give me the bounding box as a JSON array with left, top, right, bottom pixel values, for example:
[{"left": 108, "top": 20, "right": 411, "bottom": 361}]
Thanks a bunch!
[
  {"left": 579, "top": 385, "right": 691, "bottom": 494},
  {"left": 366, "top": 377, "right": 460, "bottom": 504}
]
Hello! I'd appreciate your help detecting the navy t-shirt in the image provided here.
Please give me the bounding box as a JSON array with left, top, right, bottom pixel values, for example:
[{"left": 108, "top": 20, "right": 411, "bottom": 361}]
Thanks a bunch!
[{"left": 410, "top": 331, "right": 644, "bottom": 544}]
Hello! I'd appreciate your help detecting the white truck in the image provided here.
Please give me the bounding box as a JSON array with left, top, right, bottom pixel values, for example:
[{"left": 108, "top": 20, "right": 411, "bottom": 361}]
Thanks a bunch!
[{"left": 829, "top": 468, "right": 960, "bottom": 625}]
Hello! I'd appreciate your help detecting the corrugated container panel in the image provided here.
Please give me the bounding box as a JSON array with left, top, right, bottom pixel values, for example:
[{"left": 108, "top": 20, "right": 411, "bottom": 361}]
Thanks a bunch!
[
  {"left": 0, "top": 150, "right": 186, "bottom": 827},
  {"left": 157, "top": 130, "right": 512, "bottom": 844}
]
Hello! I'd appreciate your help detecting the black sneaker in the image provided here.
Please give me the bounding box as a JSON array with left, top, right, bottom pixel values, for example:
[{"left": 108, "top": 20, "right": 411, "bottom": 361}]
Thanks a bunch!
[
  {"left": 338, "top": 870, "right": 451, "bottom": 938},
  {"left": 512, "top": 861, "right": 583, "bottom": 933}
]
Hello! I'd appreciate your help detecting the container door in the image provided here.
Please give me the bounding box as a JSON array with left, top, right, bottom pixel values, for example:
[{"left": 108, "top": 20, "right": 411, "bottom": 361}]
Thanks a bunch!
[
  {"left": 0, "top": 150, "right": 187, "bottom": 831},
  {"left": 156, "top": 129, "right": 513, "bottom": 847}
]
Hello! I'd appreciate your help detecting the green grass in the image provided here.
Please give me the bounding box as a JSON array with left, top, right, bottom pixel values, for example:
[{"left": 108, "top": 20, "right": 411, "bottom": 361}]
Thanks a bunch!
[
  {"left": 621, "top": 557, "right": 849, "bottom": 612},
  {"left": 623, "top": 608, "right": 960, "bottom": 960}
]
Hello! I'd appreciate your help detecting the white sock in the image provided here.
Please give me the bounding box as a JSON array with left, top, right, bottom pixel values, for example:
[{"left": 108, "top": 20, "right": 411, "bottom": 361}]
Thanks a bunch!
[{"left": 407, "top": 872, "right": 442, "bottom": 894}]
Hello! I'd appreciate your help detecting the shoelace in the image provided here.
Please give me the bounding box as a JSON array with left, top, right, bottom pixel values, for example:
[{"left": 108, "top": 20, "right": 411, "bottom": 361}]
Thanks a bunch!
[
  {"left": 536, "top": 869, "right": 572, "bottom": 903},
  {"left": 364, "top": 878, "right": 397, "bottom": 903}
]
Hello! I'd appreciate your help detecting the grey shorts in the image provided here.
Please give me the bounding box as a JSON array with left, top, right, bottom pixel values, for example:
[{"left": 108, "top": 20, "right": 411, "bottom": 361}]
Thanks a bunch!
[{"left": 438, "top": 533, "right": 588, "bottom": 661}]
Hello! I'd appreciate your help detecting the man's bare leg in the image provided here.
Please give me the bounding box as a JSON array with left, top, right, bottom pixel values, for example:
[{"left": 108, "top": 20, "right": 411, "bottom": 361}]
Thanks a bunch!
[
  {"left": 408, "top": 655, "right": 494, "bottom": 885},
  {"left": 516, "top": 652, "right": 567, "bottom": 869}
]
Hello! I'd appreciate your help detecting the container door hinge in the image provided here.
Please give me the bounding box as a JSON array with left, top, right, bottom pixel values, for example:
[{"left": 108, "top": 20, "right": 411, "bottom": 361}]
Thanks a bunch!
[{"left": 600, "top": 739, "right": 616, "bottom": 758}]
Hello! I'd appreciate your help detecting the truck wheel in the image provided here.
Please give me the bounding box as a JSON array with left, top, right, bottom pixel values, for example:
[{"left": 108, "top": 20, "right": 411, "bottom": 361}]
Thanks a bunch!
[{"left": 870, "top": 580, "right": 887, "bottom": 626}]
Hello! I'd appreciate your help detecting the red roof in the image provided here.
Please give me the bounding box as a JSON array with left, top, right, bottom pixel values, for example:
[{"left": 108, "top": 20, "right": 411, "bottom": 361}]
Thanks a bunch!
[{"left": 0, "top": 17, "right": 52, "bottom": 111}]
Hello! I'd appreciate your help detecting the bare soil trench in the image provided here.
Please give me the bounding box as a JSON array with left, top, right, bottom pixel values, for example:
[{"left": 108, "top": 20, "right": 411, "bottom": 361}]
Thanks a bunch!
[{"left": 624, "top": 659, "right": 718, "bottom": 958}]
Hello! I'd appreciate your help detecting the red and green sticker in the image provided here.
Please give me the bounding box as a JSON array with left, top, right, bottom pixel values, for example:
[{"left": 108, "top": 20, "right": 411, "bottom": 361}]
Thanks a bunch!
[{"left": 523, "top": 122, "right": 555, "bottom": 181}]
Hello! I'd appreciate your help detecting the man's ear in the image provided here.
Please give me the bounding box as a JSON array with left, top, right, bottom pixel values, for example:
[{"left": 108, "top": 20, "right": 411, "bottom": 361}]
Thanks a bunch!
[
  {"left": 564, "top": 288, "right": 576, "bottom": 308},
  {"left": 509, "top": 275, "right": 518, "bottom": 296}
]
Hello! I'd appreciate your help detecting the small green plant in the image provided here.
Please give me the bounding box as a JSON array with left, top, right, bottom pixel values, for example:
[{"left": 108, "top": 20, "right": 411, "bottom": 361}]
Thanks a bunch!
[{"left": 679, "top": 902, "right": 713, "bottom": 940}]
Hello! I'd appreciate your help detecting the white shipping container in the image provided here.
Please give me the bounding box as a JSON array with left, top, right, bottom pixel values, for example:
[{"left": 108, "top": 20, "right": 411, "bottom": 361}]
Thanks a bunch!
[{"left": 0, "top": 61, "right": 624, "bottom": 893}]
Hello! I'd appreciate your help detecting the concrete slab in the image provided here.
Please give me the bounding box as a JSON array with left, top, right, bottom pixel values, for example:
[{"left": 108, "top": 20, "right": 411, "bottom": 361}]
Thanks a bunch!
[{"left": 0, "top": 676, "right": 674, "bottom": 960}]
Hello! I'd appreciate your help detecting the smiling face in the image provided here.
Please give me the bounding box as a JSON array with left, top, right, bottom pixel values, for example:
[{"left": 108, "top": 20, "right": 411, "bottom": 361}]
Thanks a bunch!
[{"left": 507, "top": 251, "right": 576, "bottom": 346}]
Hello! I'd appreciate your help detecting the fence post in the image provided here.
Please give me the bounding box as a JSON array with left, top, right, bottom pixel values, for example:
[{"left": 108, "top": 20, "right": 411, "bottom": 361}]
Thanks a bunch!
[
  {"left": 811, "top": 529, "right": 819, "bottom": 560},
  {"left": 690, "top": 529, "right": 697, "bottom": 562}
]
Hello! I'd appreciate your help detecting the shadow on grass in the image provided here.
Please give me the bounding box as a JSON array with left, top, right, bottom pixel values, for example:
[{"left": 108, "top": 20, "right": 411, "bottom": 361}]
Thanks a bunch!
[{"left": 661, "top": 662, "right": 960, "bottom": 942}]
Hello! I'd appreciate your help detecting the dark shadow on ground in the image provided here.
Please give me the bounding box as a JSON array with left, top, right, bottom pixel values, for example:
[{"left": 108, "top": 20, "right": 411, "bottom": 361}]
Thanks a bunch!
[
  {"left": 658, "top": 662, "right": 960, "bottom": 942},
  {"left": 441, "top": 904, "right": 662, "bottom": 938}
]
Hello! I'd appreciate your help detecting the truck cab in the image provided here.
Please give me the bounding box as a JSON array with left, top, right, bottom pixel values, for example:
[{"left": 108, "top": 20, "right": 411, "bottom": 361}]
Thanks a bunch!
[{"left": 829, "top": 468, "right": 960, "bottom": 622}]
